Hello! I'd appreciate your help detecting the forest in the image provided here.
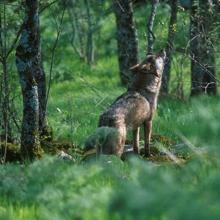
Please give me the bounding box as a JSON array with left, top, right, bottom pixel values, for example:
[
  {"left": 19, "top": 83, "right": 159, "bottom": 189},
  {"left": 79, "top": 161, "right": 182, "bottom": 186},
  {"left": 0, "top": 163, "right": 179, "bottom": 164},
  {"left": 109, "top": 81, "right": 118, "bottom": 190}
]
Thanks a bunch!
[{"left": 0, "top": 0, "right": 220, "bottom": 219}]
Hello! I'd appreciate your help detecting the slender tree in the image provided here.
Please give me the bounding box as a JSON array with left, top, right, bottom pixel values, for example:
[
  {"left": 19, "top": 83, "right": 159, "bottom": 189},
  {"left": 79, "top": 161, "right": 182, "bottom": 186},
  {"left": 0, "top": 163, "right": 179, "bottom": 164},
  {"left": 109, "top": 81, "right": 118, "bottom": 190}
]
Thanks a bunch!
[
  {"left": 84, "top": 0, "right": 94, "bottom": 65},
  {"left": 161, "top": 0, "right": 178, "bottom": 94},
  {"left": 147, "top": 0, "right": 159, "bottom": 54},
  {"left": 16, "top": 0, "right": 43, "bottom": 160},
  {"left": 113, "top": 0, "right": 139, "bottom": 85}
]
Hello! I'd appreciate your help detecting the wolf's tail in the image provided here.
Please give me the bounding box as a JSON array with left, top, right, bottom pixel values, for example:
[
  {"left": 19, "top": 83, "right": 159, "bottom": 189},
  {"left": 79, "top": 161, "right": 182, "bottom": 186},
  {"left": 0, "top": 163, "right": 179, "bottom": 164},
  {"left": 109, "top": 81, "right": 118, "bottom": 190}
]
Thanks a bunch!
[{"left": 83, "top": 127, "right": 119, "bottom": 158}]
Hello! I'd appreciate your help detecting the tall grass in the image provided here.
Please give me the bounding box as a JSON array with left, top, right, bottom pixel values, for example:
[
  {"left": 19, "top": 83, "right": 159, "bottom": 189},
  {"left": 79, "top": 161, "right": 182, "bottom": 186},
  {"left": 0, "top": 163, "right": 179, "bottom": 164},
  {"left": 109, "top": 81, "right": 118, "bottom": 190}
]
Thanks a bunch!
[
  {"left": 1, "top": 75, "right": 220, "bottom": 219},
  {"left": 1, "top": 2, "right": 220, "bottom": 220}
]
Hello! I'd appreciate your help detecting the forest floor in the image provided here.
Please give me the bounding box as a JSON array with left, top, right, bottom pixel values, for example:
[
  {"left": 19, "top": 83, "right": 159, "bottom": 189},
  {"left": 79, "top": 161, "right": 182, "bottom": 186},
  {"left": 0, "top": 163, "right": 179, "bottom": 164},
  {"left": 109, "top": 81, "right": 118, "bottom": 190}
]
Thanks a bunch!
[{"left": 1, "top": 61, "right": 220, "bottom": 219}]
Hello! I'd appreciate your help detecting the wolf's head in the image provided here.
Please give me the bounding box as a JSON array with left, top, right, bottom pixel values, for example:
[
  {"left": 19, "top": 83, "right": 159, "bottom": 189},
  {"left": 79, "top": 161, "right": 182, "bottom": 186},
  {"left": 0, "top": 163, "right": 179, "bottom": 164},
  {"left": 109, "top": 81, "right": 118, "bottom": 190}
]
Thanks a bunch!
[
  {"left": 130, "top": 49, "right": 166, "bottom": 77},
  {"left": 129, "top": 50, "right": 166, "bottom": 93}
]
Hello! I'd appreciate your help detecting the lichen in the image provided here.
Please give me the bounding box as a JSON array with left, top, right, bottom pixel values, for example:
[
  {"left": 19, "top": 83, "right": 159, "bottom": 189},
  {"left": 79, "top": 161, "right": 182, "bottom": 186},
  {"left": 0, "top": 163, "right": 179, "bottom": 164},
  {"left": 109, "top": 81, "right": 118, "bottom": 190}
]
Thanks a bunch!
[{"left": 41, "top": 140, "right": 73, "bottom": 154}]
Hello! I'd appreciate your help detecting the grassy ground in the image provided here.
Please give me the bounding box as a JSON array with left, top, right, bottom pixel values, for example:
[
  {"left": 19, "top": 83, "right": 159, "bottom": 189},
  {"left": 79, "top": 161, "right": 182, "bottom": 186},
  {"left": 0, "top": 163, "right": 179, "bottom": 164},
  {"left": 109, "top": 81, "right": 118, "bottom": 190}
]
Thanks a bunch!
[
  {"left": 1, "top": 55, "right": 220, "bottom": 219},
  {"left": 1, "top": 3, "right": 220, "bottom": 219},
  {"left": 47, "top": 56, "right": 125, "bottom": 145}
]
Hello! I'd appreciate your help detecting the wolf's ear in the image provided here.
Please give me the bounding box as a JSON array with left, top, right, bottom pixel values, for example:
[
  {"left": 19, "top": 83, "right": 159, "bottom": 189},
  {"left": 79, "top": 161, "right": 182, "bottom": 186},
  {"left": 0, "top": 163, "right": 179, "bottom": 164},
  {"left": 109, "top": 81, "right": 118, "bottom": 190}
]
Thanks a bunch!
[
  {"left": 156, "top": 49, "right": 166, "bottom": 61},
  {"left": 129, "top": 63, "right": 140, "bottom": 74}
]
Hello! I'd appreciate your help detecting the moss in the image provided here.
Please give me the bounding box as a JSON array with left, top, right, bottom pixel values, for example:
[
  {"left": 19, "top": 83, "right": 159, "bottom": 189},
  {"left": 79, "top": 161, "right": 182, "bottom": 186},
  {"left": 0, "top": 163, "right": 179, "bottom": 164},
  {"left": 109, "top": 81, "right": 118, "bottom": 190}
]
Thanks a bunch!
[
  {"left": 32, "top": 144, "right": 44, "bottom": 159},
  {"left": 40, "top": 125, "right": 53, "bottom": 142},
  {"left": 0, "top": 142, "right": 21, "bottom": 162},
  {"left": 0, "top": 139, "right": 75, "bottom": 163},
  {"left": 41, "top": 140, "right": 74, "bottom": 154},
  {"left": 151, "top": 134, "right": 175, "bottom": 146}
]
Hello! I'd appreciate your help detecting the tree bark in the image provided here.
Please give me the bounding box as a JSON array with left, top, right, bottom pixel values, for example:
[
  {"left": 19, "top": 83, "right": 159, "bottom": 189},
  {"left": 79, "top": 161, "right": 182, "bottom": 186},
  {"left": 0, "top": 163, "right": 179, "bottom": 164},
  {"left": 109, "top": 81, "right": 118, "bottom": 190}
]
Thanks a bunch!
[
  {"left": 147, "top": 0, "right": 159, "bottom": 54},
  {"left": 161, "top": 0, "right": 178, "bottom": 94},
  {"left": 190, "top": 0, "right": 217, "bottom": 96},
  {"left": 35, "top": 60, "right": 51, "bottom": 140},
  {"left": 16, "top": 0, "right": 42, "bottom": 160},
  {"left": 190, "top": 0, "right": 200, "bottom": 95},
  {"left": 113, "top": 0, "right": 139, "bottom": 85}
]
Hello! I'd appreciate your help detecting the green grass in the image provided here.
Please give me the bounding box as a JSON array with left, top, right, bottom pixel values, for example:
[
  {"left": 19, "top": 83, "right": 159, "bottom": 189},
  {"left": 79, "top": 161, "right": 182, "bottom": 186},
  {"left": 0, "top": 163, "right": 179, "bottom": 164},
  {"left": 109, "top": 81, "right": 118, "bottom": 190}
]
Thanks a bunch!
[
  {"left": 2, "top": 3, "right": 220, "bottom": 220},
  {"left": 3, "top": 30, "right": 220, "bottom": 220},
  {"left": 2, "top": 56, "right": 220, "bottom": 219},
  {"left": 47, "top": 56, "right": 125, "bottom": 144}
]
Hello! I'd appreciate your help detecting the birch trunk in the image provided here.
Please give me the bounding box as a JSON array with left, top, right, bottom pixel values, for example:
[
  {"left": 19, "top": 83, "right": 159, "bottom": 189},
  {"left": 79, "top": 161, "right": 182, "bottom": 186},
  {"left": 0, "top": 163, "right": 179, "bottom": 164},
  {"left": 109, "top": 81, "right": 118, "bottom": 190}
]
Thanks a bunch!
[{"left": 16, "top": 0, "right": 42, "bottom": 160}]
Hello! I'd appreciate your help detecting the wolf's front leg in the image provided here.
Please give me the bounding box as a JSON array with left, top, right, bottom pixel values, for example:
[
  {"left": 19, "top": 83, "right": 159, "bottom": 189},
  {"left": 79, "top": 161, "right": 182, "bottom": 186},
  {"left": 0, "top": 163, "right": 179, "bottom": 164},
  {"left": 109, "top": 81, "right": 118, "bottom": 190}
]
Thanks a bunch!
[
  {"left": 133, "top": 127, "right": 140, "bottom": 154},
  {"left": 144, "top": 120, "right": 152, "bottom": 157}
]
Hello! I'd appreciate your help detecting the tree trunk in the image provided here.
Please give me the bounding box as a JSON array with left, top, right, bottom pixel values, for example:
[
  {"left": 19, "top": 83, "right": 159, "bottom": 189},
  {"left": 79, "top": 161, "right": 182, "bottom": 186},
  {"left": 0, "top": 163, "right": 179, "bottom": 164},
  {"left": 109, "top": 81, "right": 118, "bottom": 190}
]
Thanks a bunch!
[
  {"left": 35, "top": 60, "right": 52, "bottom": 140},
  {"left": 147, "top": 0, "right": 159, "bottom": 54},
  {"left": 161, "top": 0, "right": 178, "bottom": 94},
  {"left": 84, "top": 0, "right": 94, "bottom": 65},
  {"left": 190, "top": 0, "right": 201, "bottom": 95},
  {"left": 113, "top": 0, "right": 139, "bottom": 85},
  {"left": 16, "top": 0, "right": 42, "bottom": 160},
  {"left": 190, "top": 0, "right": 217, "bottom": 96}
]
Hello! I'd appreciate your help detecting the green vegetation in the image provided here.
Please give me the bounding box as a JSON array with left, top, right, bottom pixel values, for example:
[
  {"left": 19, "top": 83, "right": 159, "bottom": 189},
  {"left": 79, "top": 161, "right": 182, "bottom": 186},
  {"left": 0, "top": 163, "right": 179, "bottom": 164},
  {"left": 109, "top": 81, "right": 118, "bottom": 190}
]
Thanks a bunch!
[
  {"left": 1, "top": 63, "right": 220, "bottom": 219},
  {"left": 47, "top": 56, "right": 124, "bottom": 145},
  {"left": 0, "top": 100, "right": 220, "bottom": 219},
  {"left": 1, "top": 1, "right": 220, "bottom": 219}
]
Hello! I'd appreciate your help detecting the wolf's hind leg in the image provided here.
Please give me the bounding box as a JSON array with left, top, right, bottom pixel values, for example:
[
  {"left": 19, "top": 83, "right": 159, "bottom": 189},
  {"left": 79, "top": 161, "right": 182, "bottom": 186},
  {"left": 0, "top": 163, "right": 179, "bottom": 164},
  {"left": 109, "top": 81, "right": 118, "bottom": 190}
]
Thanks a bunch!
[
  {"left": 133, "top": 127, "right": 140, "bottom": 154},
  {"left": 144, "top": 120, "right": 152, "bottom": 157}
]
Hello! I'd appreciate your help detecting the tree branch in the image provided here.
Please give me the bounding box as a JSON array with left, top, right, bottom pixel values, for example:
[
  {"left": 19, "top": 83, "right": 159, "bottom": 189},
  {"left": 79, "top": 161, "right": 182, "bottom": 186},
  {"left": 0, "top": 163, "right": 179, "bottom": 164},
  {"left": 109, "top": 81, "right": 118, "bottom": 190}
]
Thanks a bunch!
[
  {"left": 6, "top": 0, "right": 59, "bottom": 59},
  {"left": 45, "top": 4, "right": 66, "bottom": 110},
  {"left": 39, "top": 0, "right": 59, "bottom": 14},
  {"left": 6, "top": 23, "right": 23, "bottom": 58}
]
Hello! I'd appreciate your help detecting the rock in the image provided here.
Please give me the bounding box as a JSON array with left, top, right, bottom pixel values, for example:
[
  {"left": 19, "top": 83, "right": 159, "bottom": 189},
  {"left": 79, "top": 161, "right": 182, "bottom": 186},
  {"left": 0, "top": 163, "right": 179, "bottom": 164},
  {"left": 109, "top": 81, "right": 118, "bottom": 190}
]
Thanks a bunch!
[{"left": 57, "top": 150, "right": 74, "bottom": 161}]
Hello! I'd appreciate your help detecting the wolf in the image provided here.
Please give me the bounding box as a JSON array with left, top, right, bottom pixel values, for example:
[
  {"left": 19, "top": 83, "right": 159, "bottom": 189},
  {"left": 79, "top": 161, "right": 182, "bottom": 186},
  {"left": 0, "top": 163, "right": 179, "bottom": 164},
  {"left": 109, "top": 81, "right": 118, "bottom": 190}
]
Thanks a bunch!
[{"left": 85, "top": 50, "right": 166, "bottom": 158}]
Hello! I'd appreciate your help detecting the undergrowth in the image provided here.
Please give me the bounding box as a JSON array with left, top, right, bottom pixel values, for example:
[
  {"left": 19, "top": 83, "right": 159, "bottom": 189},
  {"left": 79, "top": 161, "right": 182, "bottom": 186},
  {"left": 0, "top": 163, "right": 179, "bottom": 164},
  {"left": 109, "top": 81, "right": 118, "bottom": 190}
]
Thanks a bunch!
[
  {"left": 1, "top": 2, "right": 220, "bottom": 219},
  {"left": 1, "top": 78, "right": 220, "bottom": 219}
]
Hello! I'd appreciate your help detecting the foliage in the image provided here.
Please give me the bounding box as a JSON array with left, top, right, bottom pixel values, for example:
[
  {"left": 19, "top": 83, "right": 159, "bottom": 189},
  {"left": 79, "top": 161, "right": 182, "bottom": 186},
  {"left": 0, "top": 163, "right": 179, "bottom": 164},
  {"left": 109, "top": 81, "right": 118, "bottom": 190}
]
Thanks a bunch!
[
  {"left": 0, "top": 0, "right": 220, "bottom": 219},
  {"left": 1, "top": 84, "right": 220, "bottom": 219},
  {"left": 0, "top": 126, "right": 220, "bottom": 220}
]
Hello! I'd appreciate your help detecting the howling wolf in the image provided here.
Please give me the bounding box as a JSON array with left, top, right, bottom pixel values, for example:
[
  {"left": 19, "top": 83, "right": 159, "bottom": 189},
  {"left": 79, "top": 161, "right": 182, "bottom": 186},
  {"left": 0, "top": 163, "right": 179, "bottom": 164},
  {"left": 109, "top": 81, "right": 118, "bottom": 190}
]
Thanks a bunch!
[{"left": 85, "top": 50, "right": 166, "bottom": 158}]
